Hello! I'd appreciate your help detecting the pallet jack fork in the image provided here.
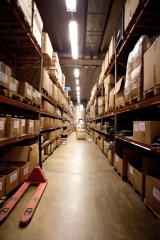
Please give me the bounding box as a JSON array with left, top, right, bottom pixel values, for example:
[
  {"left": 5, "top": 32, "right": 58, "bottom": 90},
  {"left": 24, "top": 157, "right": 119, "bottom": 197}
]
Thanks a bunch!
[{"left": 0, "top": 166, "right": 47, "bottom": 227}]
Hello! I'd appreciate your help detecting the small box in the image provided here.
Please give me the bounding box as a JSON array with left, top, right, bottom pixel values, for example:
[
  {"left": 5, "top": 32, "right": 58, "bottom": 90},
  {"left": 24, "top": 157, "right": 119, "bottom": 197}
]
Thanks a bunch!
[
  {"left": 0, "top": 176, "right": 5, "bottom": 198},
  {"left": 20, "top": 119, "right": 26, "bottom": 135},
  {"left": 34, "top": 120, "right": 40, "bottom": 134},
  {"left": 33, "top": 2, "right": 43, "bottom": 33},
  {"left": 6, "top": 117, "right": 20, "bottom": 137},
  {"left": 145, "top": 175, "right": 160, "bottom": 216},
  {"left": 9, "top": 77, "right": 19, "bottom": 93},
  {"left": 0, "top": 71, "right": 9, "bottom": 89},
  {"left": 19, "top": 82, "right": 33, "bottom": 100},
  {"left": 0, "top": 167, "right": 20, "bottom": 195},
  {"left": 0, "top": 117, "right": 6, "bottom": 138},
  {"left": 108, "top": 149, "right": 114, "bottom": 166},
  {"left": 26, "top": 119, "right": 34, "bottom": 134},
  {"left": 127, "top": 163, "right": 134, "bottom": 185},
  {"left": 133, "top": 121, "right": 160, "bottom": 145},
  {"left": 114, "top": 154, "right": 123, "bottom": 176}
]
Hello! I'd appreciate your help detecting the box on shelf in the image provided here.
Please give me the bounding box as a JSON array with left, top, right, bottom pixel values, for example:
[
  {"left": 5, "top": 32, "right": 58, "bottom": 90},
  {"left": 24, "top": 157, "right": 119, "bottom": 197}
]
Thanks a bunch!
[
  {"left": 6, "top": 117, "right": 20, "bottom": 137},
  {"left": 34, "top": 120, "right": 40, "bottom": 134},
  {"left": 114, "top": 153, "right": 127, "bottom": 177},
  {"left": 1, "top": 145, "right": 30, "bottom": 162},
  {"left": 6, "top": 161, "right": 30, "bottom": 184},
  {"left": 44, "top": 145, "right": 51, "bottom": 155},
  {"left": 32, "top": 19, "right": 41, "bottom": 47},
  {"left": 0, "top": 71, "right": 9, "bottom": 89},
  {"left": 32, "top": 2, "right": 43, "bottom": 47},
  {"left": 133, "top": 121, "right": 160, "bottom": 145},
  {"left": 0, "top": 176, "right": 5, "bottom": 198},
  {"left": 42, "top": 32, "right": 53, "bottom": 61},
  {"left": 0, "top": 117, "right": 6, "bottom": 138},
  {"left": 26, "top": 119, "right": 35, "bottom": 134},
  {"left": 124, "top": 0, "right": 139, "bottom": 31},
  {"left": 28, "top": 143, "right": 39, "bottom": 173},
  {"left": 19, "top": 81, "right": 33, "bottom": 100},
  {"left": 127, "top": 163, "right": 142, "bottom": 194},
  {"left": 145, "top": 175, "right": 160, "bottom": 216},
  {"left": 104, "top": 51, "right": 109, "bottom": 73},
  {"left": 109, "top": 88, "right": 115, "bottom": 110},
  {"left": 0, "top": 167, "right": 20, "bottom": 195},
  {"left": 17, "top": 0, "right": 32, "bottom": 27},
  {"left": 9, "top": 77, "right": 19, "bottom": 93},
  {"left": 144, "top": 35, "right": 160, "bottom": 92},
  {"left": 40, "top": 117, "right": 45, "bottom": 129},
  {"left": 20, "top": 119, "right": 26, "bottom": 135},
  {"left": 42, "top": 69, "right": 50, "bottom": 93},
  {"left": 98, "top": 97, "right": 104, "bottom": 107},
  {"left": 0, "top": 62, "right": 12, "bottom": 76},
  {"left": 52, "top": 52, "right": 59, "bottom": 64},
  {"left": 98, "top": 106, "right": 104, "bottom": 115},
  {"left": 108, "top": 148, "right": 114, "bottom": 166},
  {"left": 114, "top": 77, "right": 125, "bottom": 109},
  {"left": 76, "top": 129, "right": 86, "bottom": 140}
]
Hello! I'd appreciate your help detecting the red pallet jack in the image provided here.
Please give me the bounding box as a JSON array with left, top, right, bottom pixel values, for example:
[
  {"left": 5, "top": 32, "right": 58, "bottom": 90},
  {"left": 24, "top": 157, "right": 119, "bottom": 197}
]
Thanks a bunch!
[{"left": 0, "top": 166, "right": 47, "bottom": 227}]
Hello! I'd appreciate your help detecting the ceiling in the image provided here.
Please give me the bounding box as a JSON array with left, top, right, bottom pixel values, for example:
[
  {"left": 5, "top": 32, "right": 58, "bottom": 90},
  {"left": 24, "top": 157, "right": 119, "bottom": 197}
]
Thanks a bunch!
[{"left": 36, "top": 0, "right": 125, "bottom": 103}]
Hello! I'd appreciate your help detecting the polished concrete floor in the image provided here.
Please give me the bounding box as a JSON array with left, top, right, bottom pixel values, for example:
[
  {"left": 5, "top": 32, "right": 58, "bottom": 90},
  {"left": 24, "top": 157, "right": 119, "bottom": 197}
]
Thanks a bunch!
[{"left": 0, "top": 132, "right": 160, "bottom": 240}]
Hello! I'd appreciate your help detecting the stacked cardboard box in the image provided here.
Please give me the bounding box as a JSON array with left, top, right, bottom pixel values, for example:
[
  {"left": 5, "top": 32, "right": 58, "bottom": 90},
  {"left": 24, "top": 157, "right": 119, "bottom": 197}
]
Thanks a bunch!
[
  {"left": 32, "top": 2, "right": 43, "bottom": 47},
  {"left": 42, "top": 32, "right": 53, "bottom": 61},
  {"left": 0, "top": 62, "right": 12, "bottom": 89},
  {"left": 127, "top": 163, "right": 142, "bottom": 194},
  {"left": 114, "top": 77, "right": 125, "bottom": 109},
  {"left": 124, "top": 0, "right": 139, "bottom": 31},
  {"left": 98, "top": 96, "right": 104, "bottom": 115},
  {"left": 108, "top": 35, "right": 115, "bottom": 64},
  {"left": 104, "top": 74, "right": 114, "bottom": 113}
]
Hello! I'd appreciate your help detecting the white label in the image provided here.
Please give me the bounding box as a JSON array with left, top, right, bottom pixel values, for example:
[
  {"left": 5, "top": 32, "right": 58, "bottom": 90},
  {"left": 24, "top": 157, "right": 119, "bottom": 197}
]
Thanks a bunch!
[
  {"left": 0, "top": 121, "right": 4, "bottom": 129},
  {"left": 10, "top": 172, "right": 17, "bottom": 183},
  {"left": 0, "top": 72, "right": 8, "bottom": 84},
  {"left": 14, "top": 119, "right": 19, "bottom": 129},
  {"left": 10, "top": 82, "right": 16, "bottom": 91},
  {"left": 139, "top": 122, "right": 145, "bottom": 131},
  {"left": 30, "top": 121, "right": 33, "bottom": 128},
  {"left": 21, "top": 119, "right": 25, "bottom": 127},
  {"left": 129, "top": 165, "right": 133, "bottom": 175},
  {"left": 23, "top": 166, "right": 29, "bottom": 176},
  {"left": 153, "top": 187, "right": 160, "bottom": 202},
  {"left": 134, "top": 123, "right": 139, "bottom": 132},
  {"left": 0, "top": 181, "right": 2, "bottom": 191},
  {"left": 27, "top": 88, "right": 32, "bottom": 97}
]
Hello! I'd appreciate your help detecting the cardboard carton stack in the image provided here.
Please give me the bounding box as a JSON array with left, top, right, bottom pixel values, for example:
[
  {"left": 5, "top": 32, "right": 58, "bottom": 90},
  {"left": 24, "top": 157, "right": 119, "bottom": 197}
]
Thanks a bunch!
[
  {"left": 124, "top": 0, "right": 139, "bottom": 31},
  {"left": 32, "top": 2, "right": 43, "bottom": 47},
  {"left": 114, "top": 77, "right": 125, "bottom": 109},
  {"left": 104, "top": 74, "right": 114, "bottom": 113},
  {"left": 98, "top": 96, "right": 104, "bottom": 115}
]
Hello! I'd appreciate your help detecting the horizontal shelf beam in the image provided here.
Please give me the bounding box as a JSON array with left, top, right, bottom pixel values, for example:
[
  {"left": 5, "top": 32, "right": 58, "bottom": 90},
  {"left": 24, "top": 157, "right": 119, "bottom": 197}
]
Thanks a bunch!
[{"left": 0, "top": 134, "right": 38, "bottom": 147}]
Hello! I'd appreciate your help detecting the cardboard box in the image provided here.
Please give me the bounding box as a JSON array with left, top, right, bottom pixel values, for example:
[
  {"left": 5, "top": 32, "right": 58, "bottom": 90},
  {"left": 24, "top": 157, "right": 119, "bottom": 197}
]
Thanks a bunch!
[
  {"left": 109, "top": 88, "right": 115, "bottom": 110},
  {"left": 0, "top": 176, "right": 5, "bottom": 198},
  {"left": 104, "top": 74, "right": 114, "bottom": 89},
  {"left": 6, "top": 117, "right": 20, "bottom": 137},
  {"left": 1, "top": 145, "right": 30, "bottom": 162},
  {"left": 6, "top": 161, "right": 30, "bottom": 184},
  {"left": 32, "top": 20, "right": 41, "bottom": 47},
  {"left": 108, "top": 149, "right": 114, "bottom": 166},
  {"left": 0, "top": 167, "right": 20, "bottom": 195},
  {"left": 145, "top": 175, "right": 160, "bottom": 216},
  {"left": 0, "top": 62, "right": 12, "bottom": 76},
  {"left": 144, "top": 35, "right": 160, "bottom": 92},
  {"left": 44, "top": 145, "right": 51, "bottom": 155},
  {"left": 127, "top": 163, "right": 134, "bottom": 185},
  {"left": 127, "top": 163, "right": 142, "bottom": 194},
  {"left": 0, "top": 71, "right": 9, "bottom": 88},
  {"left": 76, "top": 129, "right": 86, "bottom": 139},
  {"left": 42, "top": 32, "right": 53, "bottom": 60},
  {"left": 0, "top": 117, "right": 6, "bottom": 138},
  {"left": 114, "top": 153, "right": 127, "bottom": 177},
  {"left": 114, "top": 77, "right": 125, "bottom": 108},
  {"left": 34, "top": 120, "right": 40, "bottom": 134},
  {"left": 103, "top": 140, "right": 109, "bottom": 156},
  {"left": 109, "top": 35, "right": 115, "bottom": 64},
  {"left": 9, "top": 77, "right": 19, "bottom": 93},
  {"left": 52, "top": 52, "right": 59, "bottom": 64},
  {"left": 40, "top": 117, "right": 45, "bottom": 129},
  {"left": 42, "top": 69, "right": 50, "bottom": 93},
  {"left": 33, "top": 2, "right": 43, "bottom": 33},
  {"left": 20, "top": 119, "right": 26, "bottom": 135},
  {"left": 104, "top": 51, "right": 109, "bottom": 73},
  {"left": 19, "top": 82, "right": 33, "bottom": 100},
  {"left": 98, "top": 106, "right": 104, "bottom": 115},
  {"left": 98, "top": 97, "right": 104, "bottom": 107},
  {"left": 133, "top": 121, "right": 160, "bottom": 145},
  {"left": 28, "top": 143, "right": 39, "bottom": 174},
  {"left": 124, "top": 0, "right": 139, "bottom": 30},
  {"left": 26, "top": 119, "right": 34, "bottom": 134},
  {"left": 17, "top": 0, "right": 32, "bottom": 27}
]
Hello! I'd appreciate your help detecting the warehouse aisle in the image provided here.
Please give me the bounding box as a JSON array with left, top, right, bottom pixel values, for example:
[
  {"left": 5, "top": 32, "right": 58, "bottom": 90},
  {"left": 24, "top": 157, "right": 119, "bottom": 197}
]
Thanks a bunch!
[{"left": 1, "top": 132, "right": 160, "bottom": 240}]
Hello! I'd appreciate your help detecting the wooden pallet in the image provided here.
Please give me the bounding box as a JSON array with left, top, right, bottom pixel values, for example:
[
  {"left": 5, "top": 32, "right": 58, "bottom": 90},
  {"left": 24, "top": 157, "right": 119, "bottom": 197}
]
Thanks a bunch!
[
  {"left": 115, "top": 104, "right": 125, "bottom": 110},
  {"left": 0, "top": 88, "right": 23, "bottom": 101},
  {"left": 144, "top": 199, "right": 160, "bottom": 220},
  {"left": 124, "top": 96, "right": 140, "bottom": 106},
  {"left": 143, "top": 85, "right": 160, "bottom": 99},
  {"left": 108, "top": 107, "right": 114, "bottom": 112}
]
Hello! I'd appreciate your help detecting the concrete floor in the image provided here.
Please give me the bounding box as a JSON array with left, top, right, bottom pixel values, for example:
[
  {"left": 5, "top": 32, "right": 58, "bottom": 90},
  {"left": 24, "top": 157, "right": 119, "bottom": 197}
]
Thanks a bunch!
[{"left": 0, "top": 132, "right": 160, "bottom": 240}]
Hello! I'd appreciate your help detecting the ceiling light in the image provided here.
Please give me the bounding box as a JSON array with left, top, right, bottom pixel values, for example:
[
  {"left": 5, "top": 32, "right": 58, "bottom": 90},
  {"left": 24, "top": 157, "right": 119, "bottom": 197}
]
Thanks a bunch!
[
  {"left": 77, "top": 92, "right": 80, "bottom": 97},
  {"left": 74, "top": 68, "right": 80, "bottom": 78},
  {"left": 69, "top": 21, "right": 78, "bottom": 59},
  {"left": 76, "top": 86, "right": 80, "bottom": 91},
  {"left": 75, "top": 79, "right": 79, "bottom": 85},
  {"left": 65, "top": 0, "right": 76, "bottom": 12}
]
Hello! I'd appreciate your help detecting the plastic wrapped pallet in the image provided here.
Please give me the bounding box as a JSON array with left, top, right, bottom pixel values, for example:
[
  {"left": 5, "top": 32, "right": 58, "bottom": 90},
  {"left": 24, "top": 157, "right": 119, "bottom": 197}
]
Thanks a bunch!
[{"left": 124, "top": 35, "right": 150, "bottom": 101}]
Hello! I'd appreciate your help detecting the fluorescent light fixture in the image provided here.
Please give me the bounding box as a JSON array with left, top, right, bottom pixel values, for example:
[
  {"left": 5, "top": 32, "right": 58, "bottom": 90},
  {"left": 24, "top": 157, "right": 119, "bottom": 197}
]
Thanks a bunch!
[
  {"left": 69, "top": 21, "right": 78, "bottom": 59},
  {"left": 79, "top": 104, "right": 83, "bottom": 112},
  {"left": 76, "top": 86, "right": 80, "bottom": 91},
  {"left": 74, "top": 68, "right": 80, "bottom": 78},
  {"left": 77, "top": 92, "right": 80, "bottom": 97},
  {"left": 75, "top": 79, "right": 79, "bottom": 85},
  {"left": 66, "top": 0, "right": 76, "bottom": 12}
]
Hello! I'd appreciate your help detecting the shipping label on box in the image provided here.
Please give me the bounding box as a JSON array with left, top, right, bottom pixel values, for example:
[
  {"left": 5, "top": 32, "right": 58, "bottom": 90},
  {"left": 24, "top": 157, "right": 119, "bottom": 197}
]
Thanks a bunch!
[
  {"left": 153, "top": 187, "right": 160, "bottom": 202},
  {"left": 139, "top": 122, "right": 145, "bottom": 131}
]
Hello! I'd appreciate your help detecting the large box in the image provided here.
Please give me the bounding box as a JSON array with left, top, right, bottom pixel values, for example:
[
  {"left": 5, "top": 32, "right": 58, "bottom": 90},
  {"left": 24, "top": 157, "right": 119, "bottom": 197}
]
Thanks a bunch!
[
  {"left": 6, "top": 117, "right": 20, "bottom": 137},
  {"left": 127, "top": 163, "right": 142, "bottom": 194},
  {"left": 6, "top": 161, "right": 30, "bottom": 184},
  {"left": 42, "top": 32, "right": 53, "bottom": 61},
  {"left": 0, "top": 167, "right": 20, "bottom": 195},
  {"left": 19, "top": 82, "right": 33, "bottom": 100},
  {"left": 108, "top": 35, "right": 115, "bottom": 64},
  {"left": 20, "top": 119, "right": 26, "bottom": 135},
  {"left": 28, "top": 143, "right": 39, "bottom": 173},
  {"left": 109, "top": 88, "right": 115, "bottom": 110},
  {"left": 26, "top": 119, "right": 35, "bottom": 134},
  {"left": 9, "top": 77, "right": 19, "bottom": 93},
  {"left": 42, "top": 69, "right": 50, "bottom": 93},
  {"left": 0, "top": 176, "right": 5, "bottom": 198},
  {"left": 0, "top": 71, "right": 9, "bottom": 89},
  {"left": 0, "top": 117, "right": 6, "bottom": 138},
  {"left": 145, "top": 175, "right": 160, "bottom": 216},
  {"left": 76, "top": 129, "right": 86, "bottom": 140},
  {"left": 124, "top": 0, "right": 139, "bottom": 31},
  {"left": 114, "top": 77, "right": 125, "bottom": 108},
  {"left": 1, "top": 146, "right": 29, "bottom": 162},
  {"left": 133, "top": 121, "right": 160, "bottom": 145},
  {"left": 144, "top": 35, "right": 160, "bottom": 92},
  {"left": 34, "top": 120, "right": 40, "bottom": 134},
  {"left": 17, "top": 0, "right": 32, "bottom": 27},
  {"left": 114, "top": 154, "right": 127, "bottom": 177},
  {"left": 108, "top": 148, "right": 114, "bottom": 166},
  {"left": 0, "top": 62, "right": 12, "bottom": 76},
  {"left": 33, "top": 2, "right": 43, "bottom": 33}
]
